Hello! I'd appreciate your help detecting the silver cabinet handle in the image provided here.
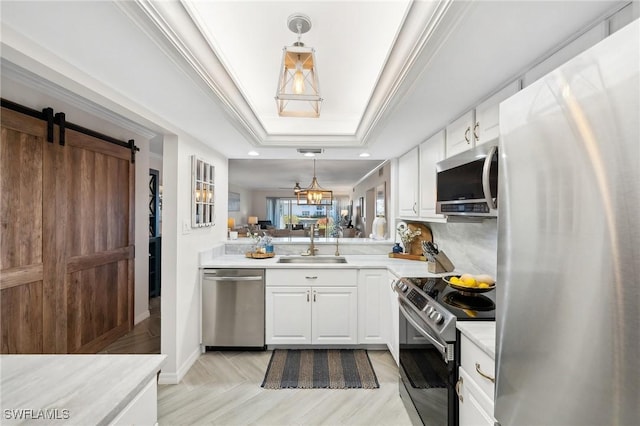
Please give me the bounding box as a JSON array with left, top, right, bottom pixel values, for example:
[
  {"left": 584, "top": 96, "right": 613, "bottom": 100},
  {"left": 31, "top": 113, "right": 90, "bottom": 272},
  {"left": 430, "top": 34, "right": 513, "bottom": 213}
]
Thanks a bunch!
[
  {"left": 305, "top": 276, "right": 318, "bottom": 280},
  {"left": 473, "top": 122, "right": 480, "bottom": 140},
  {"left": 455, "top": 377, "right": 464, "bottom": 402},
  {"left": 307, "top": 290, "right": 310, "bottom": 302},
  {"left": 313, "top": 291, "right": 316, "bottom": 302},
  {"left": 412, "top": 202, "right": 417, "bottom": 214},
  {"left": 482, "top": 145, "right": 498, "bottom": 210},
  {"left": 464, "top": 126, "right": 471, "bottom": 143},
  {"left": 475, "top": 362, "right": 495, "bottom": 383},
  {"left": 203, "top": 275, "right": 263, "bottom": 281}
]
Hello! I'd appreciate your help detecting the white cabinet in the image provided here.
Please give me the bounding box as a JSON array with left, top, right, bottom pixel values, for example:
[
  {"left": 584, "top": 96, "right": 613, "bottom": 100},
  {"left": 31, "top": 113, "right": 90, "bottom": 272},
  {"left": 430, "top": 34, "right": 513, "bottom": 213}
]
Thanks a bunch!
[
  {"left": 265, "top": 269, "right": 358, "bottom": 345},
  {"left": 473, "top": 81, "right": 520, "bottom": 146},
  {"left": 266, "top": 286, "right": 312, "bottom": 344},
  {"left": 312, "top": 286, "right": 358, "bottom": 344},
  {"left": 397, "top": 146, "right": 419, "bottom": 217},
  {"left": 457, "top": 334, "right": 496, "bottom": 426},
  {"left": 357, "top": 269, "right": 390, "bottom": 344},
  {"left": 457, "top": 367, "right": 494, "bottom": 426},
  {"left": 109, "top": 377, "right": 158, "bottom": 426},
  {"left": 387, "top": 272, "right": 400, "bottom": 366},
  {"left": 445, "top": 110, "right": 475, "bottom": 158},
  {"left": 419, "top": 130, "right": 445, "bottom": 219}
]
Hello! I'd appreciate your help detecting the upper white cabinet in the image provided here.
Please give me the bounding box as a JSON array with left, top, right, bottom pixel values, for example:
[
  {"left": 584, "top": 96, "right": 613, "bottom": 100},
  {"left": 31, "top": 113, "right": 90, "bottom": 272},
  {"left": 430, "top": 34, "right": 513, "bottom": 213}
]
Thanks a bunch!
[
  {"left": 419, "top": 130, "right": 446, "bottom": 219},
  {"left": 474, "top": 80, "right": 521, "bottom": 146},
  {"left": 445, "top": 110, "right": 475, "bottom": 158},
  {"left": 523, "top": 22, "right": 607, "bottom": 87},
  {"left": 397, "top": 147, "right": 419, "bottom": 217},
  {"left": 445, "top": 80, "right": 521, "bottom": 158}
]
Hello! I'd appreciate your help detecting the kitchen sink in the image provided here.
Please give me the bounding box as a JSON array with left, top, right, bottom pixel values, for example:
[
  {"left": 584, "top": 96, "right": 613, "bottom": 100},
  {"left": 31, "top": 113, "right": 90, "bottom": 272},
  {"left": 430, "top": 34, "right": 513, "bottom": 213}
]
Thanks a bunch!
[{"left": 277, "top": 256, "right": 348, "bottom": 264}]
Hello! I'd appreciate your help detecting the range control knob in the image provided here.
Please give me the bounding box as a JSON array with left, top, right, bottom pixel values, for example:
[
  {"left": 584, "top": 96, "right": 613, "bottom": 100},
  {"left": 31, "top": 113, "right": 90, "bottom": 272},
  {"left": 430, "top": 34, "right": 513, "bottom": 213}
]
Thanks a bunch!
[
  {"left": 433, "top": 312, "right": 444, "bottom": 325},
  {"left": 428, "top": 310, "right": 439, "bottom": 320},
  {"left": 425, "top": 306, "right": 434, "bottom": 315},
  {"left": 400, "top": 283, "right": 409, "bottom": 292}
]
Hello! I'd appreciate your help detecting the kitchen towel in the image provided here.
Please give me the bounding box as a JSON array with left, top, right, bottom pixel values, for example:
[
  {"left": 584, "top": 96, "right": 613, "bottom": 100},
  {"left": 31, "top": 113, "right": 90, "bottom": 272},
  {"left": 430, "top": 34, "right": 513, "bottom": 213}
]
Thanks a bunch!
[{"left": 261, "top": 349, "right": 379, "bottom": 389}]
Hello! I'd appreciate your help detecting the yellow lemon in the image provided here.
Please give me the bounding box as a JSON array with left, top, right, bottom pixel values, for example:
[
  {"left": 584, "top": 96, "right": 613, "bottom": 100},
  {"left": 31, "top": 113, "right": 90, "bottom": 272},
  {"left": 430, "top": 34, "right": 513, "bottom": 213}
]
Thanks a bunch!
[
  {"left": 463, "top": 277, "right": 477, "bottom": 286},
  {"left": 449, "top": 276, "right": 460, "bottom": 284},
  {"left": 478, "top": 282, "right": 490, "bottom": 288}
]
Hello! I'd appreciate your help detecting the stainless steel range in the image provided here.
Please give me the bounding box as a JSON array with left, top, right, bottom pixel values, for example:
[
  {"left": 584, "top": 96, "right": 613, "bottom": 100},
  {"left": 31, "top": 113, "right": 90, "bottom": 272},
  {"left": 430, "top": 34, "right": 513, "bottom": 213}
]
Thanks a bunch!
[{"left": 393, "top": 277, "right": 495, "bottom": 426}]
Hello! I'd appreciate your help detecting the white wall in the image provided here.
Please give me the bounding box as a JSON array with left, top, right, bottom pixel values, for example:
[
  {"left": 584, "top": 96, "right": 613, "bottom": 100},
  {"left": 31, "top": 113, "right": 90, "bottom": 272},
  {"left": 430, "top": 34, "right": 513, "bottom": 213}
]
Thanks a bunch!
[
  {"left": 160, "top": 134, "right": 228, "bottom": 383},
  {"left": 352, "top": 162, "right": 391, "bottom": 237}
]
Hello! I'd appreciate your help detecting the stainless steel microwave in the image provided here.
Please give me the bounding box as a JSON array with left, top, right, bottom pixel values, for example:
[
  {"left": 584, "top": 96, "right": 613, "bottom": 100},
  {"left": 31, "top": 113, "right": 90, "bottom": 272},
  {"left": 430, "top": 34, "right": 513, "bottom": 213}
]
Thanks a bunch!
[{"left": 436, "top": 144, "right": 498, "bottom": 217}]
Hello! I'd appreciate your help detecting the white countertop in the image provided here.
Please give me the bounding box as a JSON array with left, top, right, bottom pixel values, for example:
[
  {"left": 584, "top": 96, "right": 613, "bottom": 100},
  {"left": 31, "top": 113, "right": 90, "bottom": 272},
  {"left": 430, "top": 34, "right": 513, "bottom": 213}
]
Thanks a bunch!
[
  {"left": 456, "top": 321, "right": 496, "bottom": 359},
  {"left": 200, "top": 254, "right": 449, "bottom": 278},
  {"left": 0, "top": 354, "right": 166, "bottom": 425}
]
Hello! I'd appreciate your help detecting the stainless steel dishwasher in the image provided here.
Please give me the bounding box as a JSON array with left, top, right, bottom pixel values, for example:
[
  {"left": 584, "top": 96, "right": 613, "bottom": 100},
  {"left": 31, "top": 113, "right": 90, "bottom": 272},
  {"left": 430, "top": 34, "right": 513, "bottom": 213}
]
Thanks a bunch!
[{"left": 201, "top": 268, "right": 265, "bottom": 349}]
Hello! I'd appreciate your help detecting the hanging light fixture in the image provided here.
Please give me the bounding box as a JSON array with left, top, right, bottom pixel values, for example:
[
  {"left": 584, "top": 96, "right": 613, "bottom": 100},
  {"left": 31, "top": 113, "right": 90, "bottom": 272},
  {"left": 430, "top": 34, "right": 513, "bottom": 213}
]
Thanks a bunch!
[
  {"left": 297, "top": 159, "right": 333, "bottom": 205},
  {"left": 275, "top": 13, "right": 322, "bottom": 118},
  {"left": 293, "top": 182, "right": 302, "bottom": 193}
]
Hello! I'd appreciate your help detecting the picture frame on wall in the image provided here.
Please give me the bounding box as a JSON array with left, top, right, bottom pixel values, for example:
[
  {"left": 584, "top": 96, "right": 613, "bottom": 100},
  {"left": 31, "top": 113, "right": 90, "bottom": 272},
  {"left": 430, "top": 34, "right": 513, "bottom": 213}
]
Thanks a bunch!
[{"left": 228, "top": 191, "right": 240, "bottom": 211}]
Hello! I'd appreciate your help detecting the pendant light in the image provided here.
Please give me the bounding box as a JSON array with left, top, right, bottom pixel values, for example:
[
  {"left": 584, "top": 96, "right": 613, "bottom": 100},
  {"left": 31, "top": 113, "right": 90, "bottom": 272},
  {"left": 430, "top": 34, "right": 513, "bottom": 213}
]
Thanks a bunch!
[
  {"left": 297, "top": 159, "right": 332, "bottom": 205},
  {"left": 275, "top": 13, "right": 322, "bottom": 118}
]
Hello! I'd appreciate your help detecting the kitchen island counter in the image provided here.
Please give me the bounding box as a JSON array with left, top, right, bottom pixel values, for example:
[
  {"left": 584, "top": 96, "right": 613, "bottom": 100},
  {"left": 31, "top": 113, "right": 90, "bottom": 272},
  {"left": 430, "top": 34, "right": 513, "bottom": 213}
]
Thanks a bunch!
[{"left": 0, "top": 354, "right": 166, "bottom": 425}]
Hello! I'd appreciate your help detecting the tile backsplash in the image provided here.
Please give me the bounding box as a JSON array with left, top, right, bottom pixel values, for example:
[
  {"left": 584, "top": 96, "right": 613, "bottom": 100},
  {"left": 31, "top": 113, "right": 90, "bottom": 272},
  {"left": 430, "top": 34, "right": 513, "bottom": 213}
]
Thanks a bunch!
[{"left": 428, "top": 220, "right": 497, "bottom": 277}]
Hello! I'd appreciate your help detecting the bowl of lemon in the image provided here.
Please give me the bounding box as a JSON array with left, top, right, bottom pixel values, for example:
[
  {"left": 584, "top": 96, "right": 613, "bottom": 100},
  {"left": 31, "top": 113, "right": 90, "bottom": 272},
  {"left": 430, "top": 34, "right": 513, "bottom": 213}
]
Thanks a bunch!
[{"left": 443, "top": 273, "right": 495, "bottom": 295}]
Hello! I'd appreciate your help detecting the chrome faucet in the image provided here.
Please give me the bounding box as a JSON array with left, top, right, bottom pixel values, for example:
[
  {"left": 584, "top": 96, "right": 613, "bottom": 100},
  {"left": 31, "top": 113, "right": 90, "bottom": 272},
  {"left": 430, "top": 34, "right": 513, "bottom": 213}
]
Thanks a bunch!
[
  {"left": 335, "top": 236, "right": 340, "bottom": 257},
  {"left": 308, "top": 224, "right": 317, "bottom": 256}
]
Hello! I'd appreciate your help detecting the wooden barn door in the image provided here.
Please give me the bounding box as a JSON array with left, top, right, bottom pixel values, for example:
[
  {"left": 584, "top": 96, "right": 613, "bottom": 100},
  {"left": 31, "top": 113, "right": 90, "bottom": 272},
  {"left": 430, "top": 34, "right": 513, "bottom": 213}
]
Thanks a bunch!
[
  {"left": 0, "top": 104, "right": 134, "bottom": 354},
  {"left": 64, "top": 128, "right": 134, "bottom": 353}
]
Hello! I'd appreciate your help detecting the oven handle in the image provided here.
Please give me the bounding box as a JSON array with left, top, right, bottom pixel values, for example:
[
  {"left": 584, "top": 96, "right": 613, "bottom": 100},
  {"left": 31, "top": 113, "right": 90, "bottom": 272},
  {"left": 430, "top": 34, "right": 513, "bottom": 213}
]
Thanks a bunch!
[{"left": 398, "top": 299, "right": 448, "bottom": 358}]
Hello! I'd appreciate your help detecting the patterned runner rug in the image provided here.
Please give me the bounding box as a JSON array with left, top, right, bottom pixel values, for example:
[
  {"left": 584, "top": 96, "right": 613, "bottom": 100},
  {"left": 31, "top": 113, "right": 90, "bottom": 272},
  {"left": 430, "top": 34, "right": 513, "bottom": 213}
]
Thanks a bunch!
[{"left": 261, "top": 349, "right": 379, "bottom": 389}]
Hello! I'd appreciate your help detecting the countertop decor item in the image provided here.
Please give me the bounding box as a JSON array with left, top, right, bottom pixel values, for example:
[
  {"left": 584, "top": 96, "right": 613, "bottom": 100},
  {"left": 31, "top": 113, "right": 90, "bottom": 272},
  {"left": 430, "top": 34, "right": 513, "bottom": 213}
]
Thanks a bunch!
[
  {"left": 245, "top": 252, "right": 275, "bottom": 259},
  {"left": 443, "top": 275, "right": 495, "bottom": 295},
  {"left": 392, "top": 243, "right": 403, "bottom": 253}
]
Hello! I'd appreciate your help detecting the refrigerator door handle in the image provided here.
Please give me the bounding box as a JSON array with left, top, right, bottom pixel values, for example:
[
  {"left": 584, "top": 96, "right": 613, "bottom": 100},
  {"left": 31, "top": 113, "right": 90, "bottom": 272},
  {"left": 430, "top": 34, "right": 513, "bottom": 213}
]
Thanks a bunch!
[{"left": 482, "top": 145, "right": 498, "bottom": 210}]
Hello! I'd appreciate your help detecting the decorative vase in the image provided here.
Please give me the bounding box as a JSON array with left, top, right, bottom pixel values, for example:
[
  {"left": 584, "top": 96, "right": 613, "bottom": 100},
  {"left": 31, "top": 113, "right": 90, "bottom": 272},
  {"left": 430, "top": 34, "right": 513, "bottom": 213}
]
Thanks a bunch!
[
  {"left": 371, "top": 215, "right": 387, "bottom": 239},
  {"left": 392, "top": 243, "right": 403, "bottom": 253}
]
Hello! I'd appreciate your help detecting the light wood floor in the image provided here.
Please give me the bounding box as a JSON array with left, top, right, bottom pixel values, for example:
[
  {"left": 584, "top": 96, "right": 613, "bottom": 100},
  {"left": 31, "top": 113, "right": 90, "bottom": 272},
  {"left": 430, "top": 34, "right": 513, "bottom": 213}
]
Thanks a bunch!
[
  {"left": 100, "top": 297, "right": 161, "bottom": 354},
  {"left": 157, "top": 349, "right": 413, "bottom": 426},
  {"left": 102, "top": 299, "right": 412, "bottom": 425}
]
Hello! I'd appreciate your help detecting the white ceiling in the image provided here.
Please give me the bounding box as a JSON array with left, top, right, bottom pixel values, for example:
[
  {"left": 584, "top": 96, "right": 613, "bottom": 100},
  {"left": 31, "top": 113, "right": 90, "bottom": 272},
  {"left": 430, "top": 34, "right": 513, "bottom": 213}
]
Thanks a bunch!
[{"left": 0, "top": 0, "right": 630, "bottom": 191}]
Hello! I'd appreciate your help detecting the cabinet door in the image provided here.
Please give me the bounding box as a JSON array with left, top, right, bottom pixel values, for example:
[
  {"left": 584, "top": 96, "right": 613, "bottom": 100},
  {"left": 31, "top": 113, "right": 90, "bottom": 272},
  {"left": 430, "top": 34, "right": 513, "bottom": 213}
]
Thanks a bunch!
[
  {"left": 397, "top": 147, "right": 419, "bottom": 217},
  {"left": 474, "top": 80, "right": 521, "bottom": 146},
  {"left": 419, "top": 131, "right": 445, "bottom": 219},
  {"left": 445, "top": 110, "right": 475, "bottom": 158},
  {"left": 458, "top": 367, "right": 495, "bottom": 426},
  {"left": 357, "top": 269, "right": 389, "bottom": 344},
  {"left": 311, "top": 287, "right": 358, "bottom": 344},
  {"left": 265, "top": 287, "right": 311, "bottom": 344},
  {"left": 387, "top": 274, "right": 400, "bottom": 366}
]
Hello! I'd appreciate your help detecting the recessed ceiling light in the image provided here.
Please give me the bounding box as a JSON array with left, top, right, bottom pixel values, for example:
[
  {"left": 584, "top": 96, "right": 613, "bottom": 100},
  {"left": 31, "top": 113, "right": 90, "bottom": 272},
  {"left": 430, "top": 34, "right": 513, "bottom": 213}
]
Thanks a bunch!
[
  {"left": 359, "top": 152, "right": 371, "bottom": 157},
  {"left": 304, "top": 152, "right": 315, "bottom": 157},
  {"left": 297, "top": 148, "right": 323, "bottom": 156},
  {"left": 248, "top": 150, "right": 259, "bottom": 156}
]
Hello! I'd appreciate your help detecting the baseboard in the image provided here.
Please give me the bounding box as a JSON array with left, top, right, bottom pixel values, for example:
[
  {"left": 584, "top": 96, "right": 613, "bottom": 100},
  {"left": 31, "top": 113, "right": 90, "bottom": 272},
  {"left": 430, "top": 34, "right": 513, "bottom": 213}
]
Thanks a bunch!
[
  {"left": 134, "top": 309, "right": 150, "bottom": 325},
  {"left": 157, "top": 346, "right": 201, "bottom": 385}
]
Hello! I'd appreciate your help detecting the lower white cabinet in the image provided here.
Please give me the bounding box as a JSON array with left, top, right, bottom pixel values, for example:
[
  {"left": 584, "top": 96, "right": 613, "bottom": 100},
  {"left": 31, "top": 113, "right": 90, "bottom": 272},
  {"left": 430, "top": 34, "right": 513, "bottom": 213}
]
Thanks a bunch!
[
  {"left": 109, "top": 376, "right": 158, "bottom": 426},
  {"left": 357, "top": 269, "right": 389, "bottom": 344},
  {"left": 457, "top": 334, "right": 496, "bottom": 426},
  {"left": 457, "top": 367, "right": 494, "bottom": 426},
  {"left": 265, "top": 269, "right": 358, "bottom": 345},
  {"left": 387, "top": 272, "right": 400, "bottom": 365}
]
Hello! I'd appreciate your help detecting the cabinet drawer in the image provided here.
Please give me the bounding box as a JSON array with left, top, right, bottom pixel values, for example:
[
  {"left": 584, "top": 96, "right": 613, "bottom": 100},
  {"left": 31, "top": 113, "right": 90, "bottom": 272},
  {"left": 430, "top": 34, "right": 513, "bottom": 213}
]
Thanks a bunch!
[
  {"left": 267, "top": 269, "right": 357, "bottom": 287},
  {"left": 460, "top": 334, "right": 495, "bottom": 402},
  {"left": 458, "top": 366, "right": 494, "bottom": 424}
]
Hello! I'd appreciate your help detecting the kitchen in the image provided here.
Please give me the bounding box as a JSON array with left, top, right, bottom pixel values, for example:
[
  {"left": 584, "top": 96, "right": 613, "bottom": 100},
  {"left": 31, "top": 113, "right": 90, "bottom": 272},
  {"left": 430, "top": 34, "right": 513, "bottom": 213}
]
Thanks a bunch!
[{"left": 1, "top": 1, "right": 638, "bottom": 425}]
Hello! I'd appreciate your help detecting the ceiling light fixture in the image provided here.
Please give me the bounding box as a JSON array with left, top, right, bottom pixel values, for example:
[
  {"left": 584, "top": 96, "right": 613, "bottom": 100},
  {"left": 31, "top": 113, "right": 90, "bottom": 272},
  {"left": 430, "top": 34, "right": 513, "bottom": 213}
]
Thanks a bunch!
[
  {"left": 248, "top": 150, "right": 260, "bottom": 156},
  {"left": 293, "top": 182, "right": 302, "bottom": 193},
  {"left": 297, "top": 159, "right": 332, "bottom": 205},
  {"left": 359, "top": 152, "right": 371, "bottom": 157},
  {"left": 275, "top": 13, "right": 322, "bottom": 118}
]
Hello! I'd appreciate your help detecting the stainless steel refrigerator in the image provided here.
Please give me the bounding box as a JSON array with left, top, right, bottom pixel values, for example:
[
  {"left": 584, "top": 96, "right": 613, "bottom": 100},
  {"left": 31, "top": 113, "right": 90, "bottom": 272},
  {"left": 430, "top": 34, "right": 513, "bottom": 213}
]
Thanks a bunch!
[{"left": 495, "top": 19, "right": 639, "bottom": 425}]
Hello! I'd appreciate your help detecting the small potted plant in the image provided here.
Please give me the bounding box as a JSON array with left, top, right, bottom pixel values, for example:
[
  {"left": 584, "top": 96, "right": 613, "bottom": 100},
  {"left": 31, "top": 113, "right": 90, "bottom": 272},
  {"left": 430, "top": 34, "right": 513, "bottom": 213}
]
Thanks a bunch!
[{"left": 396, "top": 223, "right": 422, "bottom": 254}]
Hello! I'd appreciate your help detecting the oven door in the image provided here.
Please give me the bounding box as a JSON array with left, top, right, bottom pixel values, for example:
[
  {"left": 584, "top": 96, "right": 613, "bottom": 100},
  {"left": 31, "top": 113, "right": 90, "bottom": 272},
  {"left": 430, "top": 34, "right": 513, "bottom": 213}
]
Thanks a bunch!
[{"left": 399, "top": 300, "right": 456, "bottom": 426}]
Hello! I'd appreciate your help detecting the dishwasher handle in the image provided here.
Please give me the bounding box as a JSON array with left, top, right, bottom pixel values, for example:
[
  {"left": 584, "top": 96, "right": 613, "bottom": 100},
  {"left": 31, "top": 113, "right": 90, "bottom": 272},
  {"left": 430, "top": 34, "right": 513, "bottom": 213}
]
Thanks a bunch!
[{"left": 202, "top": 275, "right": 264, "bottom": 281}]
